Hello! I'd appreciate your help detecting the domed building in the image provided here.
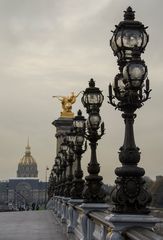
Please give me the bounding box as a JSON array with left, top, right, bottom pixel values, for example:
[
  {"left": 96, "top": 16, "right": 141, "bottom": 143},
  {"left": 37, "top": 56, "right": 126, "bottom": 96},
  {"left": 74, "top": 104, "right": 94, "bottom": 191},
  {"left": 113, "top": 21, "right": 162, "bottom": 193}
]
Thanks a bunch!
[
  {"left": 0, "top": 141, "right": 47, "bottom": 209},
  {"left": 17, "top": 142, "right": 38, "bottom": 178}
]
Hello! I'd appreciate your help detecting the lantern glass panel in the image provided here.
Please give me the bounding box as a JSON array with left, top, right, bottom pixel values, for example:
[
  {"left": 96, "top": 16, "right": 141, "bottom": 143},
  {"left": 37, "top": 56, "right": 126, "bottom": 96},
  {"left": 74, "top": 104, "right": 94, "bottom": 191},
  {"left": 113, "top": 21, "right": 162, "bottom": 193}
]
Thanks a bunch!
[
  {"left": 62, "top": 154, "right": 65, "bottom": 161},
  {"left": 69, "top": 147, "right": 74, "bottom": 155},
  {"left": 122, "top": 30, "right": 142, "bottom": 48},
  {"left": 76, "top": 135, "right": 84, "bottom": 146},
  {"left": 88, "top": 93, "right": 99, "bottom": 104},
  {"left": 123, "top": 64, "right": 146, "bottom": 80},
  {"left": 83, "top": 94, "right": 88, "bottom": 104},
  {"left": 129, "top": 64, "right": 146, "bottom": 79},
  {"left": 72, "top": 135, "right": 76, "bottom": 143},
  {"left": 55, "top": 157, "right": 60, "bottom": 163},
  {"left": 66, "top": 135, "right": 69, "bottom": 142},
  {"left": 73, "top": 120, "right": 84, "bottom": 129},
  {"left": 86, "top": 119, "right": 91, "bottom": 129},
  {"left": 61, "top": 143, "right": 67, "bottom": 151},
  {"left": 117, "top": 52, "right": 122, "bottom": 59},
  {"left": 89, "top": 114, "right": 101, "bottom": 128},
  {"left": 113, "top": 75, "right": 126, "bottom": 97},
  {"left": 118, "top": 79, "right": 125, "bottom": 93},
  {"left": 111, "top": 35, "right": 118, "bottom": 51},
  {"left": 67, "top": 135, "right": 73, "bottom": 143},
  {"left": 58, "top": 152, "right": 63, "bottom": 159},
  {"left": 116, "top": 30, "right": 123, "bottom": 47},
  {"left": 142, "top": 32, "right": 148, "bottom": 48},
  {"left": 99, "top": 94, "right": 103, "bottom": 104},
  {"left": 123, "top": 66, "right": 128, "bottom": 80}
]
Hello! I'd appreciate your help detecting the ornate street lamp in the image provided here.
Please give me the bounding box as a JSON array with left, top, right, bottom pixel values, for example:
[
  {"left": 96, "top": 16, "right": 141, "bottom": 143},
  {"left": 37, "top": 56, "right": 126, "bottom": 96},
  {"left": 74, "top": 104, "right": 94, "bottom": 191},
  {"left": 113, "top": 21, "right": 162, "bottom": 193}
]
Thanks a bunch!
[
  {"left": 81, "top": 79, "right": 106, "bottom": 203},
  {"left": 60, "top": 139, "right": 68, "bottom": 196},
  {"left": 64, "top": 130, "right": 76, "bottom": 197},
  {"left": 70, "top": 110, "right": 87, "bottom": 199},
  {"left": 52, "top": 158, "right": 59, "bottom": 196},
  {"left": 110, "top": 6, "right": 148, "bottom": 71},
  {"left": 81, "top": 78, "right": 104, "bottom": 114},
  {"left": 54, "top": 156, "right": 60, "bottom": 196},
  {"left": 48, "top": 172, "right": 54, "bottom": 200},
  {"left": 108, "top": 7, "right": 152, "bottom": 214},
  {"left": 49, "top": 169, "right": 55, "bottom": 197},
  {"left": 57, "top": 151, "right": 64, "bottom": 196}
]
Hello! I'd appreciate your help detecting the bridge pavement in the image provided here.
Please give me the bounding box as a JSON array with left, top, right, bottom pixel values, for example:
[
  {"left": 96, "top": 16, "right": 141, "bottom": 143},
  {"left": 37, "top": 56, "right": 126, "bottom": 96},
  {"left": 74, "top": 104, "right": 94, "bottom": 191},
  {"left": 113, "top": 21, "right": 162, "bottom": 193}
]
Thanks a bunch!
[{"left": 0, "top": 210, "right": 67, "bottom": 240}]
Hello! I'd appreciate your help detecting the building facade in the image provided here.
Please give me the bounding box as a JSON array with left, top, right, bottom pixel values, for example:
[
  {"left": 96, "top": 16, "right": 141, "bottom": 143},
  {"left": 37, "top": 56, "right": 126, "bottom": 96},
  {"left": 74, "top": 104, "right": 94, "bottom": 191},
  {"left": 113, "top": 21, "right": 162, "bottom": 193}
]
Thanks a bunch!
[{"left": 0, "top": 142, "right": 47, "bottom": 210}]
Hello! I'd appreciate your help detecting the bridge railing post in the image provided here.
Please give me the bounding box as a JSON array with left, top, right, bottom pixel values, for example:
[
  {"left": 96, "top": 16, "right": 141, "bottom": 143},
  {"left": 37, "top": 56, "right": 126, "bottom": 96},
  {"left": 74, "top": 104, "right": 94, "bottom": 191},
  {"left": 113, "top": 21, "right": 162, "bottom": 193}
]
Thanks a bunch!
[
  {"left": 61, "top": 197, "right": 70, "bottom": 223},
  {"left": 53, "top": 196, "right": 57, "bottom": 214},
  {"left": 57, "top": 197, "right": 62, "bottom": 218},
  {"left": 67, "top": 204, "right": 74, "bottom": 233},
  {"left": 67, "top": 203, "right": 79, "bottom": 233},
  {"left": 100, "top": 224, "right": 108, "bottom": 240}
]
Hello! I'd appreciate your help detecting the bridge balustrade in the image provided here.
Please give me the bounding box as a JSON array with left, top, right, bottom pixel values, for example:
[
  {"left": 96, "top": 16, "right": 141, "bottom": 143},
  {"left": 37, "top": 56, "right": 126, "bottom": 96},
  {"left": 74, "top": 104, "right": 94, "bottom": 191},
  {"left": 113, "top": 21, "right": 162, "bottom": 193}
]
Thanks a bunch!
[{"left": 47, "top": 196, "right": 163, "bottom": 240}]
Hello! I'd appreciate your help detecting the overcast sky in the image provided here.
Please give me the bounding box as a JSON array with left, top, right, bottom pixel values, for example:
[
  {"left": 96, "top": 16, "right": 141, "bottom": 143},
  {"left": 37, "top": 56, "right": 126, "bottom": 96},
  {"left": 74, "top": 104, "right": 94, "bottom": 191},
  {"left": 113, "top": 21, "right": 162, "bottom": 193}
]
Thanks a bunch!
[{"left": 0, "top": 0, "right": 163, "bottom": 184}]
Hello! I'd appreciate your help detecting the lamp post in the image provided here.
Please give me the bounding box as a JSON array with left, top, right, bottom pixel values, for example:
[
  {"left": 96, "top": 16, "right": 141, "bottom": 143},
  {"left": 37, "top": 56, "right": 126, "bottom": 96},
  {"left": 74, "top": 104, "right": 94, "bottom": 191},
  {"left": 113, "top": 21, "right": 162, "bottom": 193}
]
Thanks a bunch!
[
  {"left": 48, "top": 173, "right": 53, "bottom": 200},
  {"left": 108, "top": 7, "right": 152, "bottom": 214},
  {"left": 51, "top": 160, "right": 58, "bottom": 196},
  {"left": 57, "top": 151, "right": 64, "bottom": 196},
  {"left": 70, "top": 110, "right": 87, "bottom": 199},
  {"left": 54, "top": 156, "right": 60, "bottom": 196},
  {"left": 60, "top": 140, "right": 68, "bottom": 197},
  {"left": 44, "top": 166, "right": 49, "bottom": 208},
  {"left": 81, "top": 79, "right": 106, "bottom": 203},
  {"left": 51, "top": 170, "right": 56, "bottom": 198},
  {"left": 64, "top": 129, "right": 76, "bottom": 197},
  {"left": 55, "top": 151, "right": 65, "bottom": 218}
]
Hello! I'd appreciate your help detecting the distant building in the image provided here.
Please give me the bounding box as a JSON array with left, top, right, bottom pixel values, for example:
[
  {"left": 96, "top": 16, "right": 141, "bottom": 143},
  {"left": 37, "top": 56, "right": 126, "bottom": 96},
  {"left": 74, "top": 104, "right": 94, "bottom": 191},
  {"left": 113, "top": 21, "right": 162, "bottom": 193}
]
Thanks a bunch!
[
  {"left": 0, "top": 142, "right": 47, "bottom": 210},
  {"left": 8, "top": 177, "right": 46, "bottom": 208},
  {"left": 151, "top": 176, "right": 163, "bottom": 208}
]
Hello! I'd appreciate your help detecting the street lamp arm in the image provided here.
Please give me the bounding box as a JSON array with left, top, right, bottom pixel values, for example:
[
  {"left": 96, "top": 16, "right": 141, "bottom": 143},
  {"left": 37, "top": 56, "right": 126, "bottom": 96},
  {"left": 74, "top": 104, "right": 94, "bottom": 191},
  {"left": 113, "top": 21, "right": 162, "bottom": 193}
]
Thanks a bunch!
[
  {"left": 141, "top": 89, "right": 152, "bottom": 103},
  {"left": 108, "top": 95, "right": 117, "bottom": 108}
]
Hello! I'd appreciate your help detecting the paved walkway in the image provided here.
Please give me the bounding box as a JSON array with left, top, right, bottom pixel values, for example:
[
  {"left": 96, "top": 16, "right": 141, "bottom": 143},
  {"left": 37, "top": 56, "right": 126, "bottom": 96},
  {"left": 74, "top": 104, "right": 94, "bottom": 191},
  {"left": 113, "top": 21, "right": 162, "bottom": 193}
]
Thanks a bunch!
[{"left": 0, "top": 210, "right": 67, "bottom": 240}]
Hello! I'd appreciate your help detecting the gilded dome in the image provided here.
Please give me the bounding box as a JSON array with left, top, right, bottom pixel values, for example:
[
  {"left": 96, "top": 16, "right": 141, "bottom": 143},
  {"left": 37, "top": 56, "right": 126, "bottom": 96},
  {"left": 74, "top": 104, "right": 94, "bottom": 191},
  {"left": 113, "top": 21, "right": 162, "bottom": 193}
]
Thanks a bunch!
[{"left": 17, "top": 141, "right": 38, "bottom": 178}]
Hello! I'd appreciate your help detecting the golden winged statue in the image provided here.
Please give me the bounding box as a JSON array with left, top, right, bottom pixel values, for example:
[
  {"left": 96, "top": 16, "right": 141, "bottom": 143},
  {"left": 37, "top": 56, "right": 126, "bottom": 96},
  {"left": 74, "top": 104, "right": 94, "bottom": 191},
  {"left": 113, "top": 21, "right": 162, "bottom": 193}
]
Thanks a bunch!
[{"left": 53, "top": 91, "right": 81, "bottom": 117}]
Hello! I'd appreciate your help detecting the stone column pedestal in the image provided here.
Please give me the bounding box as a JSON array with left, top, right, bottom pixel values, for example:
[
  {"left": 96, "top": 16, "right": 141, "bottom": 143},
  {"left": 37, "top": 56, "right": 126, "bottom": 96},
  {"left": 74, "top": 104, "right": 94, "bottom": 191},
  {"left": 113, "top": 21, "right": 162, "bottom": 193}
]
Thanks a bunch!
[{"left": 52, "top": 117, "right": 73, "bottom": 153}]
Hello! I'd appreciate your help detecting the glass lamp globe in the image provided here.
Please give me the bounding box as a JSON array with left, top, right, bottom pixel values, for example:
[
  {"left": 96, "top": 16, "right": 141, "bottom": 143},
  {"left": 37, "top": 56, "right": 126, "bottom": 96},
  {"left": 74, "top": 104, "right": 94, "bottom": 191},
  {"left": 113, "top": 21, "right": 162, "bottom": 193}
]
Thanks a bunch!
[
  {"left": 69, "top": 146, "right": 74, "bottom": 155},
  {"left": 88, "top": 113, "right": 101, "bottom": 129},
  {"left": 67, "top": 129, "right": 76, "bottom": 144},
  {"left": 113, "top": 73, "right": 126, "bottom": 99},
  {"left": 55, "top": 156, "right": 60, "bottom": 164},
  {"left": 123, "top": 61, "right": 147, "bottom": 88},
  {"left": 76, "top": 135, "right": 84, "bottom": 146},
  {"left": 58, "top": 152, "right": 63, "bottom": 159},
  {"left": 60, "top": 139, "right": 68, "bottom": 152}
]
